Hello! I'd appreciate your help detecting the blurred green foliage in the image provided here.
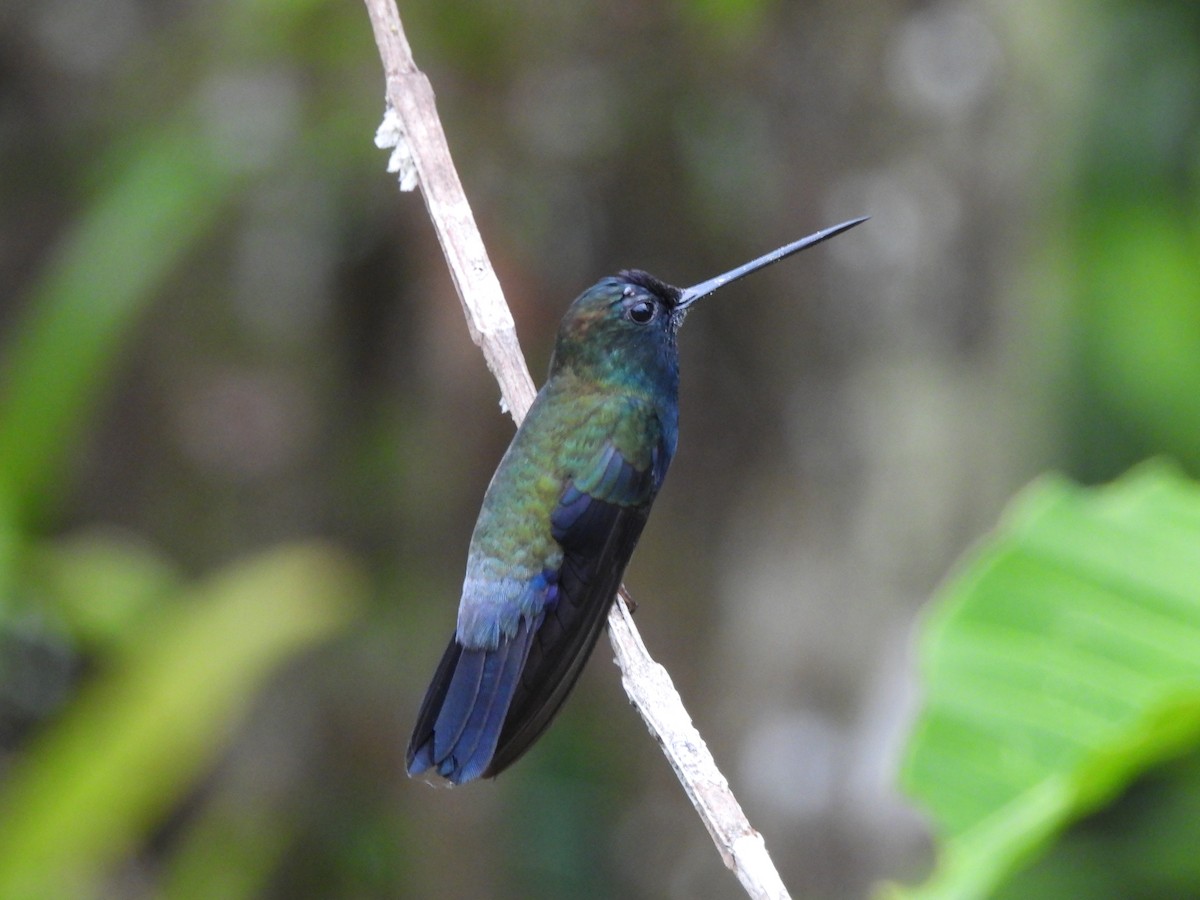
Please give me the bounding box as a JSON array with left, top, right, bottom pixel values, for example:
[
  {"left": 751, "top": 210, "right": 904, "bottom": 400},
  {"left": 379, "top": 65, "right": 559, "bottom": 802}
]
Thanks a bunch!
[
  {"left": 0, "top": 2, "right": 371, "bottom": 896},
  {"left": 0, "top": 124, "right": 237, "bottom": 522},
  {"left": 0, "top": 37, "right": 366, "bottom": 890},
  {"left": 1, "top": 0, "right": 1199, "bottom": 896},
  {"left": 1063, "top": 2, "right": 1200, "bottom": 481},
  {"left": 0, "top": 543, "right": 362, "bottom": 899},
  {"left": 892, "top": 463, "right": 1200, "bottom": 899}
]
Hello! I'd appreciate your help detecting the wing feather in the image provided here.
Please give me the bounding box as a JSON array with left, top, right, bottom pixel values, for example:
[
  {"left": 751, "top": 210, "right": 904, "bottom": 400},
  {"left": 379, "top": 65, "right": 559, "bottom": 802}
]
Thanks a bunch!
[
  {"left": 408, "top": 396, "right": 673, "bottom": 783},
  {"left": 484, "top": 432, "right": 667, "bottom": 777}
]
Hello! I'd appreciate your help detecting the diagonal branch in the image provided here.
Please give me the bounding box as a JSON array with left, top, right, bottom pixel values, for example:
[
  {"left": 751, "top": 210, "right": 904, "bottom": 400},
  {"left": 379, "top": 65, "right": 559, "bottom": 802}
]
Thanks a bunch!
[
  {"left": 362, "top": 3, "right": 790, "bottom": 897},
  {"left": 364, "top": 0, "right": 536, "bottom": 420}
]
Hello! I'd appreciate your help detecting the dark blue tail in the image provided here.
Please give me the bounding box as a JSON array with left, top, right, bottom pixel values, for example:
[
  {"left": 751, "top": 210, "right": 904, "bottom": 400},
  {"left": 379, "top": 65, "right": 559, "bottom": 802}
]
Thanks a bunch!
[{"left": 406, "top": 618, "right": 534, "bottom": 784}]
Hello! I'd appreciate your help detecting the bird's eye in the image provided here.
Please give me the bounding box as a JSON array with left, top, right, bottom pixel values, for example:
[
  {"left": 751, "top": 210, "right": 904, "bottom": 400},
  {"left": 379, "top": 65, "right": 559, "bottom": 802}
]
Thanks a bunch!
[{"left": 627, "top": 300, "right": 656, "bottom": 324}]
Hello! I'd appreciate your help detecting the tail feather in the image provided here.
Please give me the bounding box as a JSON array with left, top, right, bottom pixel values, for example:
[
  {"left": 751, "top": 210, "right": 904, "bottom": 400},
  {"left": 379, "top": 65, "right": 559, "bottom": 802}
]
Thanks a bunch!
[
  {"left": 406, "top": 618, "right": 534, "bottom": 784},
  {"left": 451, "top": 627, "right": 535, "bottom": 780},
  {"left": 405, "top": 636, "right": 460, "bottom": 776},
  {"left": 430, "top": 644, "right": 488, "bottom": 762},
  {"left": 484, "top": 509, "right": 647, "bottom": 777}
]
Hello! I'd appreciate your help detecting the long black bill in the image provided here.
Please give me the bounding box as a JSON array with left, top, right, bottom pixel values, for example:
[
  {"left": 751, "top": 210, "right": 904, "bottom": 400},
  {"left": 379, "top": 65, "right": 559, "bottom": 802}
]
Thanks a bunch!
[{"left": 675, "top": 216, "right": 868, "bottom": 310}]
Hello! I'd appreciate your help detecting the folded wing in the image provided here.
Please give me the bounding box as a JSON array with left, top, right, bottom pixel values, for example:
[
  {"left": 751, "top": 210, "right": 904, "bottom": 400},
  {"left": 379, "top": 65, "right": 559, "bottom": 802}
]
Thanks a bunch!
[{"left": 407, "top": 402, "right": 670, "bottom": 783}]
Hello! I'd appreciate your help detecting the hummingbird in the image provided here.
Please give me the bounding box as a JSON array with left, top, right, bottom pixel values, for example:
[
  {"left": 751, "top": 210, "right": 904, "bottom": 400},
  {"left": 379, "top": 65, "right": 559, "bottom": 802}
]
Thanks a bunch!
[{"left": 407, "top": 216, "right": 867, "bottom": 784}]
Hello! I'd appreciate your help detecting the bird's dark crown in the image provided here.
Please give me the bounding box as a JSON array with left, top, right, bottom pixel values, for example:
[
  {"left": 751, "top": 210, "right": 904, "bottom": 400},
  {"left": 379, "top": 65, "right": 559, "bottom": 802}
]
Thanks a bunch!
[{"left": 617, "top": 270, "right": 682, "bottom": 307}]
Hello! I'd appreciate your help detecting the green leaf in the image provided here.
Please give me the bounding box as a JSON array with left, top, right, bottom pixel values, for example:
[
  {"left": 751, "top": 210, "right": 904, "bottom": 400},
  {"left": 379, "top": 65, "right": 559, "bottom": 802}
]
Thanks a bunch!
[
  {"left": 891, "top": 462, "right": 1200, "bottom": 900},
  {"left": 0, "top": 543, "right": 363, "bottom": 900},
  {"left": 0, "top": 484, "right": 19, "bottom": 619},
  {"left": 1081, "top": 206, "right": 1200, "bottom": 464},
  {"left": 159, "top": 783, "right": 293, "bottom": 900},
  {"left": 25, "top": 529, "right": 183, "bottom": 650},
  {"left": 0, "top": 121, "right": 235, "bottom": 523}
]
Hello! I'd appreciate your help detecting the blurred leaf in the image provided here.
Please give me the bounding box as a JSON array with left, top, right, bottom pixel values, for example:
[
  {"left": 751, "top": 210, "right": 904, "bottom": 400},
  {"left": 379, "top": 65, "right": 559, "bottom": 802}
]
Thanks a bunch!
[
  {"left": 1082, "top": 205, "right": 1200, "bottom": 464},
  {"left": 997, "top": 751, "right": 1200, "bottom": 899},
  {"left": 0, "top": 543, "right": 363, "bottom": 900},
  {"left": 889, "top": 462, "right": 1200, "bottom": 900},
  {"left": 0, "top": 121, "right": 235, "bottom": 524},
  {"left": 161, "top": 784, "right": 291, "bottom": 900},
  {"left": 26, "top": 529, "right": 182, "bottom": 650},
  {"left": 679, "top": 0, "right": 773, "bottom": 37},
  {"left": 0, "top": 484, "right": 18, "bottom": 619}
]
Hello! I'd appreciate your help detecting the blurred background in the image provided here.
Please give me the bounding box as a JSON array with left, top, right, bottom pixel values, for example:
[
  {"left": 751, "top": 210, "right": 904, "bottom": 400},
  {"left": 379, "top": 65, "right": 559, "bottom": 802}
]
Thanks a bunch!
[{"left": 1, "top": 0, "right": 1199, "bottom": 897}]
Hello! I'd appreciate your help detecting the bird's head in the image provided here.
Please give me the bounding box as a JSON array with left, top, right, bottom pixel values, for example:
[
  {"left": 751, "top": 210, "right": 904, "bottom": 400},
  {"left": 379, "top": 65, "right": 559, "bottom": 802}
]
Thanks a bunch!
[{"left": 548, "top": 216, "right": 869, "bottom": 390}]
